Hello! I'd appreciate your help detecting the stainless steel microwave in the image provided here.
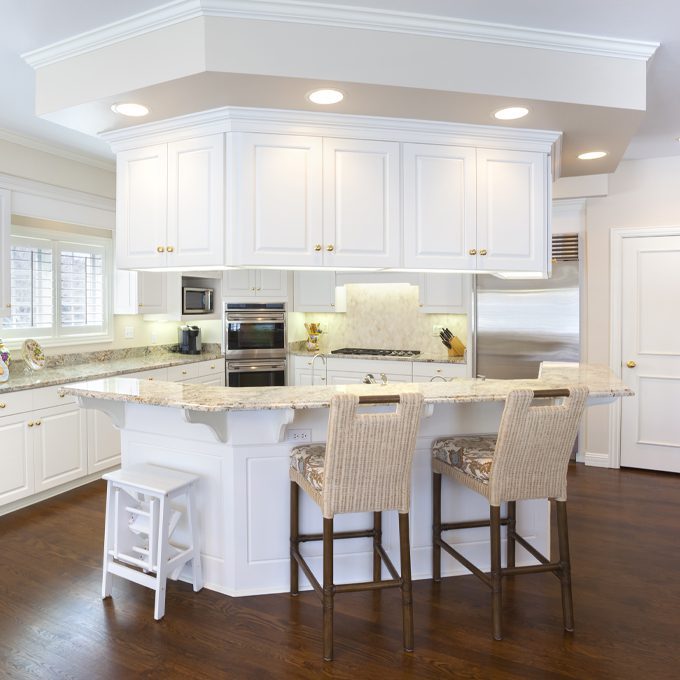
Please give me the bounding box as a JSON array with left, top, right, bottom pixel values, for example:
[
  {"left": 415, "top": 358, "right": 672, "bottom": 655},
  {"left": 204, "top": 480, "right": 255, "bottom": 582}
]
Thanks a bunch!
[{"left": 182, "top": 287, "right": 214, "bottom": 314}]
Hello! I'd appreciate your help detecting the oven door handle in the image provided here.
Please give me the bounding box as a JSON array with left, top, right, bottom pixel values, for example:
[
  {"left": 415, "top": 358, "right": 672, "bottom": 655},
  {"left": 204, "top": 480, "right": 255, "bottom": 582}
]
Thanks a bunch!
[
  {"left": 228, "top": 363, "right": 286, "bottom": 372},
  {"left": 226, "top": 315, "right": 285, "bottom": 323}
]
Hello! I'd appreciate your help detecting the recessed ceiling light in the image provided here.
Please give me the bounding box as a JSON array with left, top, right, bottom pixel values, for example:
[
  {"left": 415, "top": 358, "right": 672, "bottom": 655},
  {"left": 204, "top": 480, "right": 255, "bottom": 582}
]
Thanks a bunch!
[
  {"left": 577, "top": 151, "right": 608, "bottom": 160},
  {"left": 493, "top": 106, "right": 529, "bottom": 121},
  {"left": 111, "top": 102, "right": 150, "bottom": 117},
  {"left": 307, "top": 89, "right": 344, "bottom": 105}
]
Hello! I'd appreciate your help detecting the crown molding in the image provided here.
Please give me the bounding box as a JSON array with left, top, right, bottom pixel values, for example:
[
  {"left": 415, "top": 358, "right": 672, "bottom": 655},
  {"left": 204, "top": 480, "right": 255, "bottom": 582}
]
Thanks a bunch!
[
  {"left": 23, "top": 0, "right": 659, "bottom": 69},
  {"left": 0, "top": 128, "right": 115, "bottom": 172}
]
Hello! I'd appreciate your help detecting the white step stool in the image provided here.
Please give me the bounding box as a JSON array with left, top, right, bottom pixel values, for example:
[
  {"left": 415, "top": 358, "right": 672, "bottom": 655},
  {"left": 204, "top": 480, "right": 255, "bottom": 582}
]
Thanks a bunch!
[{"left": 102, "top": 464, "right": 203, "bottom": 620}]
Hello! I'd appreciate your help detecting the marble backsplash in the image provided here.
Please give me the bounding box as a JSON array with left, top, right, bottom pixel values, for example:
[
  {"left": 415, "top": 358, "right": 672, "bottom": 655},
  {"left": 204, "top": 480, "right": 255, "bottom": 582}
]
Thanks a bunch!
[{"left": 294, "top": 283, "right": 467, "bottom": 356}]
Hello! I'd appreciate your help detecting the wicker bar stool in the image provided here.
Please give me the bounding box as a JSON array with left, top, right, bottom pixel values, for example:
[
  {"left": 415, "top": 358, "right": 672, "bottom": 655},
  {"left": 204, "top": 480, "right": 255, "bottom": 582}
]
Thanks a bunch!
[
  {"left": 289, "top": 392, "right": 424, "bottom": 661},
  {"left": 432, "top": 386, "right": 588, "bottom": 640}
]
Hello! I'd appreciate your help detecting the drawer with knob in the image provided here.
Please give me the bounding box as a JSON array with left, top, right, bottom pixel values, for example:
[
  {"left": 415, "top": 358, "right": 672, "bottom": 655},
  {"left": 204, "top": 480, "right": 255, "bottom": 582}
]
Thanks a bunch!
[
  {"left": 197, "top": 359, "right": 225, "bottom": 378},
  {"left": 32, "top": 386, "right": 77, "bottom": 410},
  {"left": 167, "top": 363, "right": 200, "bottom": 382},
  {"left": 0, "top": 390, "right": 34, "bottom": 418}
]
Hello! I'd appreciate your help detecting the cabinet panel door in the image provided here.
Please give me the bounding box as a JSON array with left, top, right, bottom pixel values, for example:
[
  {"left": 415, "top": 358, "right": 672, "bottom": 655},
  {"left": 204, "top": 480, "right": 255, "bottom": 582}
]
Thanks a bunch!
[
  {"left": 116, "top": 145, "right": 168, "bottom": 268},
  {"left": 138, "top": 272, "right": 167, "bottom": 314},
  {"left": 323, "top": 138, "right": 400, "bottom": 268},
  {"left": 0, "top": 415, "right": 34, "bottom": 506},
  {"left": 33, "top": 406, "right": 87, "bottom": 493},
  {"left": 87, "top": 410, "right": 121, "bottom": 474},
  {"left": 476, "top": 149, "right": 547, "bottom": 273},
  {"left": 403, "top": 144, "right": 476, "bottom": 269},
  {"left": 167, "top": 134, "right": 224, "bottom": 268},
  {"left": 233, "top": 133, "right": 323, "bottom": 266},
  {"left": 418, "top": 273, "right": 471, "bottom": 314},
  {"left": 222, "top": 269, "right": 256, "bottom": 298},
  {"left": 257, "top": 270, "right": 288, "bottom": 299},
  {"left": 0, "top": 188, "right": 10, "bottom": 318},
  {"left": 293, "top": 271, "right": 337, "bottom": 312}
]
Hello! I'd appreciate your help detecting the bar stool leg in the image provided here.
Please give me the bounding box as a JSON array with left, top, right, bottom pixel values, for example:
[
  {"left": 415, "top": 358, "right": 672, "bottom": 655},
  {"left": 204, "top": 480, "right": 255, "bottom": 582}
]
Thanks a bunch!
[
  {"left": 556, "top": 500, "right": 575, "bottom": 632},
  {"left": 323, "top": 517, "right": 334, "bottom": 661},
  {"left": 154, "top": 496, "right": 171, "bottom": 621},
  {"left": 506, "top": 501, "right": 517, "bottom": 569},
  {"left": 399, "top": 512, "right": 414, "bottom": 652},
  {"left": 290, "top": 481, "right": 299, "bottom": 596},
  {"left": 102, "top": 481, "right": 114, "bottom": 599},
  {"left": 187, "top": 484, "right": 203, "bottom": 592},
  {"left": 490, "top": 505, "right": 503, "bottom": 640},
  {"left": 432, "top": 472, "right": 442, "bottom": 582},
  {"left": 373, "top": 512, "right": 382, "bottom": 582}
]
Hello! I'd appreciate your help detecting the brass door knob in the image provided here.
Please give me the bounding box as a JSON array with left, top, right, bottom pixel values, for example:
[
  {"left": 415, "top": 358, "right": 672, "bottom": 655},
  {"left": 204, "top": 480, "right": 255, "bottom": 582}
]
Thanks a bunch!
[
  {"left": 157, "top": 246, "right": 165, "bottom": 253},
  {"left": 314, "top": 244, "right": 322, "bottom": 252},
  {"left": 626, "top": 360, "right": 637, "bottom": 368},
  {"left": 326, "top": 244, "right": 334, "bottom": 252},
  {"left": 468, "top": 249, "right": 477, "bottom": 256},
  {"left": 479, "top": 249, "right": 488, "bottom": 256},
  {"left": 167, "top": 246, "right": 174, "bottom": 253}
]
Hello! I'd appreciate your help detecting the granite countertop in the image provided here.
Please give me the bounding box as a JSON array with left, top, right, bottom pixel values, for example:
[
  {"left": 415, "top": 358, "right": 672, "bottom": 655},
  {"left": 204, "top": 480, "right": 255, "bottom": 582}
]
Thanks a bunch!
[
  {"left": 62, "top": 363, "right": 632, "bottom": 413},
  {"left": 0, "top": 350, "right": 224, "bottom": 395},
  {"left": 288, "top": 349, "right": 466, "bottom": 364}
]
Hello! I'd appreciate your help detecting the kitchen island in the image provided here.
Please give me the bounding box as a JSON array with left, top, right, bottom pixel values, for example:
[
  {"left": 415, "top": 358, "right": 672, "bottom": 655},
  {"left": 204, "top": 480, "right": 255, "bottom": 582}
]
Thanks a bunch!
[{"left": 62, "top": 364, "right": 631, "bottom": 597}]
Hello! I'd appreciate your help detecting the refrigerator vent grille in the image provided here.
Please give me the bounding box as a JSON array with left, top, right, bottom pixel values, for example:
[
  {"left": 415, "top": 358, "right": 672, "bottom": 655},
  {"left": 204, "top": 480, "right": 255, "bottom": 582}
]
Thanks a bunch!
[{"left": 552, "top": 233, "right": 579, "bottom": 261}]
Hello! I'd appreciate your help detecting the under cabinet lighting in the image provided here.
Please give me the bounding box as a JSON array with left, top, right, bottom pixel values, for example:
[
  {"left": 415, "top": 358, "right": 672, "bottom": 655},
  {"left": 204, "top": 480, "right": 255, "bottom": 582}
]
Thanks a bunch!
[
  {"left": 307, "top": 89, "right": 344, "bottom": 105},
  {"left": 577, "top": 151, "right": 607, "bottom": 160},
  {"left": 493, "top": 106, "right": 529, "bottom": 121},
  {"left": 111, "top": 102, "right": 150, "bottom": 117}
]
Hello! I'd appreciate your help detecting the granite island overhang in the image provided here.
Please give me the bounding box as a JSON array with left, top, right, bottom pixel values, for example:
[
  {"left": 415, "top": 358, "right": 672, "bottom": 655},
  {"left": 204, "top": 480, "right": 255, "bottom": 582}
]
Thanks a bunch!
[{"left": 61, "top": 364, "right": 632, "bottom": 597}]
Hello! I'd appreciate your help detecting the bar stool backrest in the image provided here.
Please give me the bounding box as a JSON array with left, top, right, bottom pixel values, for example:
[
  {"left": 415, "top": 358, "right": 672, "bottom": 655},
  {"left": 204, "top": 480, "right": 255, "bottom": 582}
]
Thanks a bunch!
[
  {"left": 322, "top": 392, "right": 424, "bottom": 518},
  {"left": 489, "top": 386, "right": 588, "bottom": 505}
]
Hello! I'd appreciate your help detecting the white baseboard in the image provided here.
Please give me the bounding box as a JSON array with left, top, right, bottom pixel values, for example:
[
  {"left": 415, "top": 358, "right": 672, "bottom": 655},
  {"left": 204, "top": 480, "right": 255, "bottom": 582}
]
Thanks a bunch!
[{"left": 584, "top": 451, "right": 614, "bottom": 468}]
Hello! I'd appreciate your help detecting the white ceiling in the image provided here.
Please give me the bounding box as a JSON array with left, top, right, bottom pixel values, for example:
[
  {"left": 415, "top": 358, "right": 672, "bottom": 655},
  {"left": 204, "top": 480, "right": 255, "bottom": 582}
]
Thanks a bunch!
[{"left": 1, "top": 0, "right": 678, "bottom": 165}]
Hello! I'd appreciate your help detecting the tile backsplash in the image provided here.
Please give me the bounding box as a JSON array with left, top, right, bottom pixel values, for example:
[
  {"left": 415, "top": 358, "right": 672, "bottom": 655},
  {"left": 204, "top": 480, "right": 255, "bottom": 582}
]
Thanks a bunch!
[{"left": 293, "top": 283, "right": 467, "bottom": 356}]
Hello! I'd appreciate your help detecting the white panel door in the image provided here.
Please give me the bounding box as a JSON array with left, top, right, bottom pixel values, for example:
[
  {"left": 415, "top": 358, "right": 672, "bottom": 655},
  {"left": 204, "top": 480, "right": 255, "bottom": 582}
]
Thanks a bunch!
[
  {"left": 0, "top": 188, "right": 10, "bottom": 318},
  {"left": 33, "top": 405, "right": 87, "bottom": 492},
  {"left": 293, "top": 271, "right": 337, "bottom": 312},
  {"left": 222, "top": 269, "right": 257, "bottom": 298},
  {"left": 403, "top": 143, "right": 476, "bottom": 269},
  {"left": 620, "top": 234, "right": 680, "bottom": 472},
  {"left": 257, "top": 270, "right": 288, "bottom": 299},
  {"left": 323, "top": 138, "right": 400, "bottom": 268},
  {"left": 476, "top": 149, "right": 547, "bottom": 273},
  {"left": 418, "top": 273, "right": 471, "bottom": 314},
  {"left": 87, "top": 410, "right": 121, "bottom": 473},
  {"left": 116, "top": 145, "right": 168, "bottom": 269},
  {"left": 138, "top": 272, "right": 167, "bottom": 314},
  {"left": 233, "top": 133, "right": 323, "bottom": 267},
  {"left": 0, "top": 414, "right": 34, "bottom": 506},
  {"left": 167, "top": 134, "right": 224, "bottom": 268}
]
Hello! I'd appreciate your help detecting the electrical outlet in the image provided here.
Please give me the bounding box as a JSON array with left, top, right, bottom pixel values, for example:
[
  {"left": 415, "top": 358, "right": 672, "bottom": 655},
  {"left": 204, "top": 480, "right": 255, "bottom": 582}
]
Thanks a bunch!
[
  {"left": 150, "top": 333, "right": 158, "bottom": 343},
  {"left": 287, "top": 429, "right": 312, "bottom": 442},
  {"left": 432, "top": 325, "right": 445, "bottom": 337},
  {"left": 124, "top": 326, "right": 135, "bottom": 339}
]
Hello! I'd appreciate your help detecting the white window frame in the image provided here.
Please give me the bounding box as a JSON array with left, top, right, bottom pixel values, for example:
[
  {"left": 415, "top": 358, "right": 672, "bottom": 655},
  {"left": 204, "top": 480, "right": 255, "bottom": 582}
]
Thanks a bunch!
[{"left": 1, "top": 226, "right": 113, "bottom": 347}]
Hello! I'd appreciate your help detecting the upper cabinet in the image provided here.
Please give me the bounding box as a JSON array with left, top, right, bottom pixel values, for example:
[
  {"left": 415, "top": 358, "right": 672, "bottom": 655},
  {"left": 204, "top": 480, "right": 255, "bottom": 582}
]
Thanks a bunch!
[
  {"left": 0, "top": 188, "right": 10, "bottom": 318},
  {"left": 222, "top": 269, "right": 288, "bottom": 300},
  {"left": 418, "top": 273, "right": 471, "bottom": 314},
  {"left": 116, "top": 134, "right": 224, "bottom": 269}
]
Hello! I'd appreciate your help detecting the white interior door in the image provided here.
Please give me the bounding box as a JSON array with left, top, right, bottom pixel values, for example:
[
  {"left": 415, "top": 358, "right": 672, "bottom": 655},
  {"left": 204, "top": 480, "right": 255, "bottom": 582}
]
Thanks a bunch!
[{"left": 620, "top": 234, "right": 680, "bottom": 472}]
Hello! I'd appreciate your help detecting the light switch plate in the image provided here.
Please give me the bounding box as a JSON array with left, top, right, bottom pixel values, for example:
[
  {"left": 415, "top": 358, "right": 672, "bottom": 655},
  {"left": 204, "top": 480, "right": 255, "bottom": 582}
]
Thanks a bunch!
[
  {"left": 124, "top": 326, "right": 135, "bottom": 339},
  {"left": 432, "top": 325, "right": 445, "bottom": 337}
]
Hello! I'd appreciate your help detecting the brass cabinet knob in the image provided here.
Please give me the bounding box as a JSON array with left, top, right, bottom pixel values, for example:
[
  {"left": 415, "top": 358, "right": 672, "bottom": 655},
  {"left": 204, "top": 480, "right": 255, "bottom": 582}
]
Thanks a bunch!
[
  {"left": 157, "top": 246, "right": 165, "bottom": 253},
  {"left": 626, "top": 360, "right": 637, "bottom": 368},
  {"left": 256, "top": 287, "right": 262, "bottom": 291},
  {"left": 0, "top": 402, "right": 6, "bottom": 408},
  {"left": 35, "top": 420, "right": 42, "bottom": 426},
  {"left": 59, "top": 393, "right": 65, "bottom": 398},
  {"left": 167, "top": 246, "right": 174, "bottom": 253},
  {"left": 330, "top": 303, "right": 335, "bottom": 307},
  {"left": 210, "top": 365, "right": 215, "bottom": 370},
  {"left": 468, "top": 249, "right": 477, "bottom": 256},
  {"left": 251, "top": 287, "right": 256, "bottom": 291},
  {"left": 436, "top": 369, "right": 442, "bottom": 373},
  {"left": 28, "top": 421, "right": 34, "bottom": 427},
  {"left": 314, "top": 244, "right": 322, "bottom": 252},
  {"left": 5, "top": 303, "right": 10, "bottom": 308},
  {"left": 326, "top": 244, "right": 334, "bottom": 252},
  {"left": 479, "top": 249, "right": 488, "bottom": 256},
  {"left": 148, "top": 377, "right": 154, "bottom": 381},
  {"left": 182, "top": 370, "right": 187, "bottom": 375}
]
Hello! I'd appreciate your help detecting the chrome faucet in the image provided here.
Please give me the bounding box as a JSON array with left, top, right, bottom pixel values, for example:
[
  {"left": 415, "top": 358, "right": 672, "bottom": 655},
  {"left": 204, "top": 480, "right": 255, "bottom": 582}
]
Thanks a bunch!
[
  {"left": 311, "top": 352, "right": 326, "bottom": 383},
  {"left": 363, "top": 373, "right": 377, "bottom": 384},
  {"left": 380, "top": 372, "right": 388, "bottom": 385}
]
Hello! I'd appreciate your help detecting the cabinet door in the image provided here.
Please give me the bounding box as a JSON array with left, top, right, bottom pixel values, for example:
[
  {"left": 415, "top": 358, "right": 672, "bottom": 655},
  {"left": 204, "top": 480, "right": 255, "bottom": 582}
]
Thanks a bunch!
[
  {"left": 257, "top": 270, "right": 288, "bottom": 299},
  {"left": 403, "top": 143, "right": 476, "bottom": 269},
  {"left": 138, "top": 271, "right": 167, "bottom": 314},
  {"left": 294, "top": 369, "right": 327, "bottom": 386},
  {"left": 418, "top": 273, "right": 471, "bottom": 314},
  {"left": 113, "top": 270, "right": 137, "bottom": 315},
  {"left": 0, "top": 188, "right": 10, "bottom": 318},
  {"left": 167, "top": 134, "right": 225, "bottom": 268},
  {"left": 116, "top": 145, "right": 168, "bottom": 269},
  {"left": 185, "top": 374, "right": 225, "bottom": 386},
  {"left": 233, "top": 133, "right": 323, "bottom": 267},
  {"left": 33, "top": 405, "right": 87, "bottom": 493},
  {"left": 0, "top": 414, "right": 34, "bottom": 506},
  {"left": 476, "top": 149, "right": 548, "bottom": 273},
  {"left": 87, "top": 409, "right": 121, "bottom": 474},
  {"left": 222, "top": 269, "right": 257, "bottom": 298},
  {"left": 323, "top": 138, "right": 400, "bottom": 268},
  {"left": 293, "top": 271, "right": 338, "bottom": 312}
]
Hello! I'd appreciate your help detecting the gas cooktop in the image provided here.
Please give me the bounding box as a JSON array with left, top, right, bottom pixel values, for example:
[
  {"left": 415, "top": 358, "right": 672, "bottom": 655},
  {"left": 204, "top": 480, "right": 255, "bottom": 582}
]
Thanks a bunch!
[{"left": 331, "top": 347, "right": 421, "bottom": 357}]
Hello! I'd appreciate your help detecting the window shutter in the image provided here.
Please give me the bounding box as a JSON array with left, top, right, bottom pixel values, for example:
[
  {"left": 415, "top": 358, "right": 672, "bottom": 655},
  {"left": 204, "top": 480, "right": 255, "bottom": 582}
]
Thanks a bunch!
[{"left": 59, "top": 248, "right": 104, "bottom": 327}]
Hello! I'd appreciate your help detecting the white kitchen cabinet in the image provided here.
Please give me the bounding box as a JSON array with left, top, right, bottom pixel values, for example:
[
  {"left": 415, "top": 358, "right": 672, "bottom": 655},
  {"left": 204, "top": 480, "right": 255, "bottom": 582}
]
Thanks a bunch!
[
  {"left": 403, "top": 143, "right": 476, "bottom": 270},
  {"left": 293, "top": 271, "right": 346, "bottom": 312},
  {"left": 291, "top": 354, "right": 327, "bottom": 385},
  {"left": 0, "top": 412, "right": 33, "bottom": 505},
  {"left": 222, "top": 269, "right": 288, "bottom": 300},
  {"left": 231, "top": 133, "right": 323, "bottom": 267},
  {"left": 323, "top": 138, "right": 400, "bottom": 268},
  {"left": 87, "top": 409, "right": 121, "bottom": 474},
  {"left": 0, "top": 188, "right": 10, "bottom": 318},
  {"left": 418, "top": 273, "right": 471, "bottom": 314},
  {"left": 412, "top": 362, "right": 468, "bottom": 382},
  {"left": 114, "top": 270, "right": 168, "bottom": 315},
  {"left": 116, "top": 135, "right": 225, "bottom": 270},
  {"left": 325, "top": 357, "right": 412, "bottom": 385},
  {"left": 476, "top": 149, "right": 548, "bottom": 273}
]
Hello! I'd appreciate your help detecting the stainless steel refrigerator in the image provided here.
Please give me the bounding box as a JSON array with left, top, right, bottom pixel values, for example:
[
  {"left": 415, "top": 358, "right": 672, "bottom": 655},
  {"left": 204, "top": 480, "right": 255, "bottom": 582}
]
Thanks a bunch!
[{"left": 473, "top": 234, "right": 580, "bottom": 379}]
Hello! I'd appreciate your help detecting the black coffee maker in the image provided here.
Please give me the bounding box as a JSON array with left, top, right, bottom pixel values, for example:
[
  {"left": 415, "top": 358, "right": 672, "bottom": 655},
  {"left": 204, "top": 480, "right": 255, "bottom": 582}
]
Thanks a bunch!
[{"left": 178, "top": 325, "right": 202, "bottom": 354}]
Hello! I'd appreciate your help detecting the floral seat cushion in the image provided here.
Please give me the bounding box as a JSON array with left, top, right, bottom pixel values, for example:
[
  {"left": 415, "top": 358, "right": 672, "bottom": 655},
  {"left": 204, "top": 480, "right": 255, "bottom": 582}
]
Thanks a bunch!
[
  {"left": 432, "top": 435, "right": 497, "bottom": 484},
  {"left": 290, "top": 444, "right": 326, "bottom": 492}
]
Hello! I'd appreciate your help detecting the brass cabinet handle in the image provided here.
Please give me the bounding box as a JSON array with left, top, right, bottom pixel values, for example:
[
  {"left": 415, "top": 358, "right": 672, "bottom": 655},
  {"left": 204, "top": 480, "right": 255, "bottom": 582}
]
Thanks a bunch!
[
  {"left": 326, "top": 244, "right": 334, "bottom": 252},
  {"left": 468, "top": 249, "right": 477, "bottom": 256},
  {"left": 157, "top": 246, "right": 165, "bottom": 253},
  {"left": 479, "top": 249, "right": 488, "bottom": 256},
  {"left": 167, "top": 246, "right": 174, "bottom": 253},
  {"left": 314, "top": 244, "right": 322, "bottom": 252},
  {"left": 28, "top": 421, "right": 34, "bottom": 427},
  {"left": 0, "top": 402, "right": 5, "bottom": 409},
  {"left": 626, "top": 360, "right": 637, "bottom": 368}
]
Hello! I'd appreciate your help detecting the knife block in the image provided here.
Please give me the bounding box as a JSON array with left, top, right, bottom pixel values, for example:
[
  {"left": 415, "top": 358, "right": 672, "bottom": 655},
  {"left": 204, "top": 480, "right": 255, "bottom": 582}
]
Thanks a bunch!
[{"left": 446, "top": 336, "right": 466, "bottom": 357}]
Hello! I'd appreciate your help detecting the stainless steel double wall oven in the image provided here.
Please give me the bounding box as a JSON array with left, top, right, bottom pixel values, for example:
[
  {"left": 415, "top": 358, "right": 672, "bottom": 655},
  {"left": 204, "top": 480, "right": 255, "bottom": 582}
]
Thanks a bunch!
[{"left": 224, "top": 302, "right": 286, "bottom": 387}]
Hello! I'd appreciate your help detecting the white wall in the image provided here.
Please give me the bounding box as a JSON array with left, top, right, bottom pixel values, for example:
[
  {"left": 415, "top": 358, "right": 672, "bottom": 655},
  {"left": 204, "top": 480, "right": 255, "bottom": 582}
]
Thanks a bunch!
[{"left": 584, "top": 156, "right": 680, "bottom": 458}]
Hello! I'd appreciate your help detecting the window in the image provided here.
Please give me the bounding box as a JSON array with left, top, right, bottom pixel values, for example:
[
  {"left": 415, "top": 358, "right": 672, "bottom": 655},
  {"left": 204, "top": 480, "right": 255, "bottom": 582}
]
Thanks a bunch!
[{"left": 1, "top": 228, "right": 111, "bottom": 343}]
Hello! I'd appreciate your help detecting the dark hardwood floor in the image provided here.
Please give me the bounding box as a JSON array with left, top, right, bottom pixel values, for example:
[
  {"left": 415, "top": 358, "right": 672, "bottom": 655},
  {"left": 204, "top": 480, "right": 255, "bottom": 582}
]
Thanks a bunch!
[{"left": 0, "top": 464, "right": 678, "bottom": 679}]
